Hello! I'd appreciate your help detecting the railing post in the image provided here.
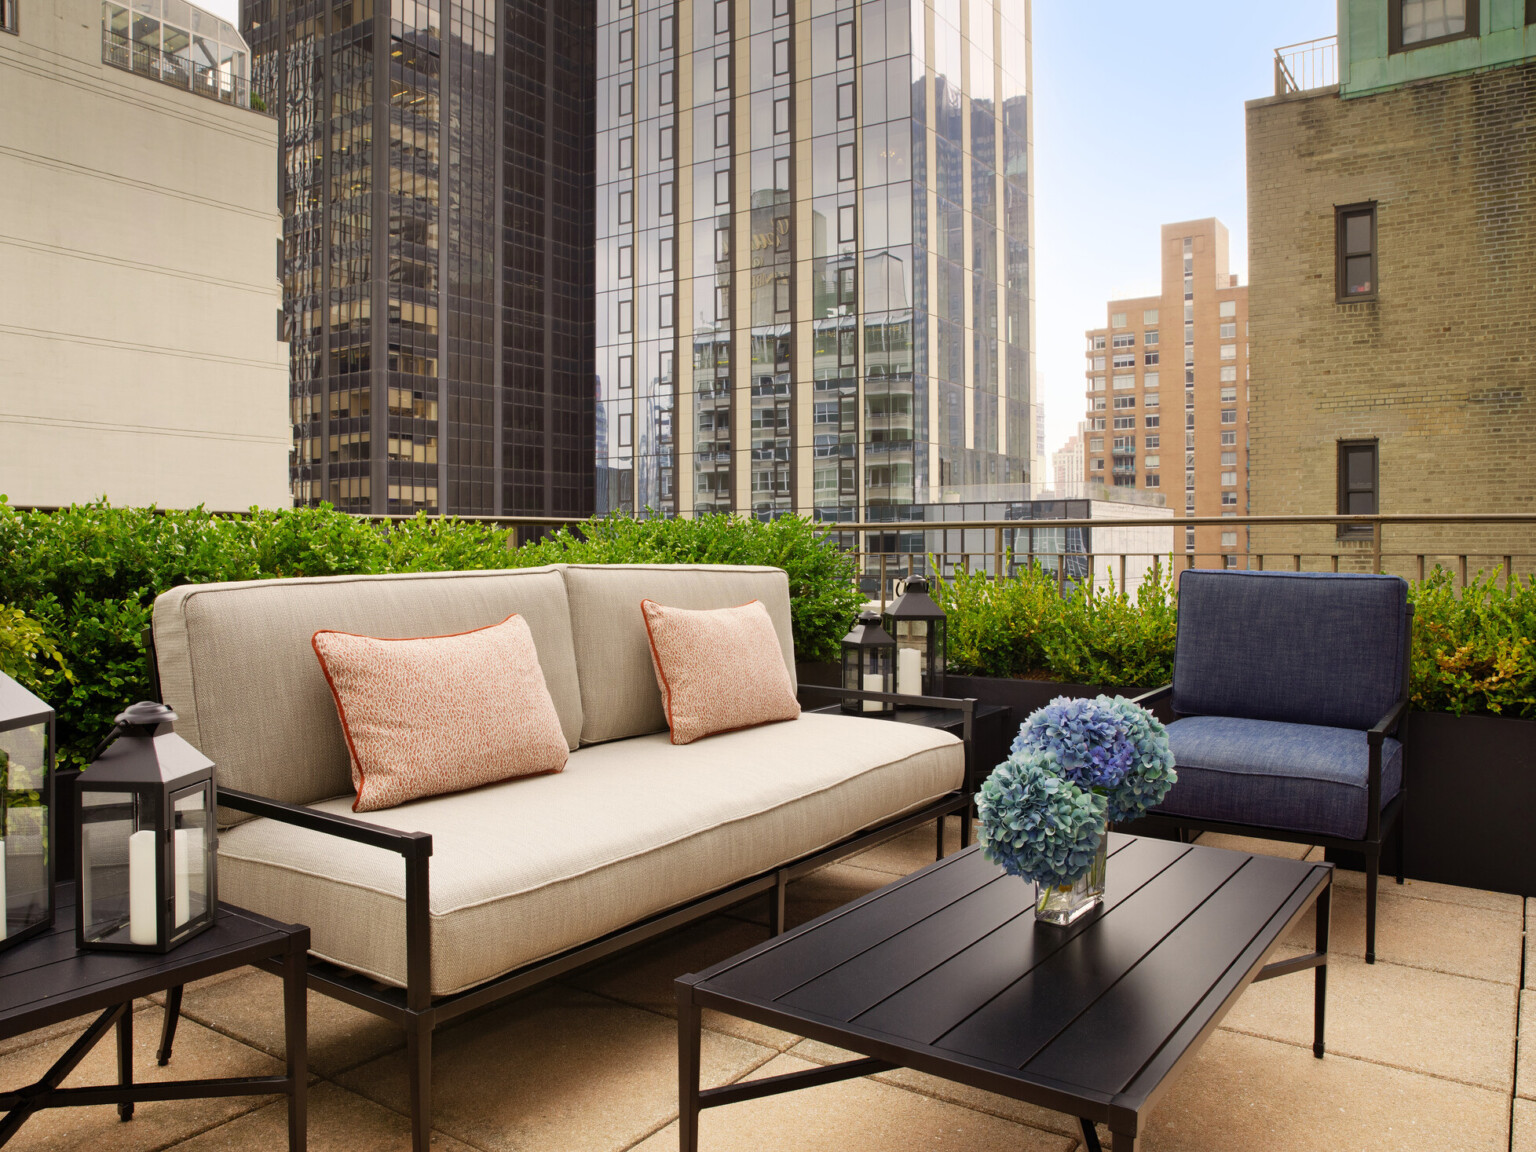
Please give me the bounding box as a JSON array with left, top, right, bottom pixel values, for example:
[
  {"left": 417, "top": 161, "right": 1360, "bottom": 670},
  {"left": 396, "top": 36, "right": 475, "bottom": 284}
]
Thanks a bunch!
[
  {"left": 1372, "top": 521, "right": 1383, "bottom": 574},
  {"left": 993, "top": 526, "right": 1003, "bottom": 580},
  {"left": 1332, "top": 553, "right": 1340, "bottom": 573},
  {"left": 1505, "top": 555, "right": 1514, "bottom": 592},
  {"left": 879, "top": 551, "right": 888, "bottom": 611},
  {"left": 1293, "top": 554, "right": 1301, "bottom": 572},
  {"left": 1118, "top": 553, "right": 1127, "bottom": 595},
  {"left": 1458, "top": 555, "right": 1467, "bottom": 589},
  {"left": 1257, "top": 554, "right": 1264, "bottom": 571},
  {"left": 1417, "top": 555, "right": 1425, "bottom": 582}
]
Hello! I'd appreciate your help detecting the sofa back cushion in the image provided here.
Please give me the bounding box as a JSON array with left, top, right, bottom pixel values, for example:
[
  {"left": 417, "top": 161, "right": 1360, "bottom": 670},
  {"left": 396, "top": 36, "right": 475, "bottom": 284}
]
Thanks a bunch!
[
  {"left": 1172, "top": 570, "right": 1409, "bottom": 731},
  {"left": 561, "top": 564, "right": 796, "bottom": 744},
  {"left": 153, "top": 567, "right": 582, "bottom": 817}
]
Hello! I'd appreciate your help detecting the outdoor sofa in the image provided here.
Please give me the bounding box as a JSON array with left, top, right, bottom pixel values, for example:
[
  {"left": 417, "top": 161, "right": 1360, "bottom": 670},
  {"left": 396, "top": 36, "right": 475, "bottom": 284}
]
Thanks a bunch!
[{"left": 149, "top": 563, "right": 972, "bottom": 1150}]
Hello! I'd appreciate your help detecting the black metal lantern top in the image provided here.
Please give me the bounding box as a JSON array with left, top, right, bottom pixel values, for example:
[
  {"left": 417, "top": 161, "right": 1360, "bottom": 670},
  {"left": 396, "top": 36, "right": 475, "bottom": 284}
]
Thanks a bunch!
[
  {"left": 840, "top": 612, "right": 896, "bottom": 716},
  {"left": 77, "top": 702, "right": 217, "bottom": 953},
  {"left": 0, "top": 672, "right": 56, "bottom": 952},
  {"left": 883, "top": 576, "right": 948, "bottom": 698}
]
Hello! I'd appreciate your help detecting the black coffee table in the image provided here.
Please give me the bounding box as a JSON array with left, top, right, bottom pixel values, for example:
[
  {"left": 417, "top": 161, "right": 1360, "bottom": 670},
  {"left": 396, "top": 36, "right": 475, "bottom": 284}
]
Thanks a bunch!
[
  {"left": 677, "top": 834, "right": 1331, "bottom": 1151},
  {"left": 0, "top": 882, "right": 308, "bottom": 1149}
]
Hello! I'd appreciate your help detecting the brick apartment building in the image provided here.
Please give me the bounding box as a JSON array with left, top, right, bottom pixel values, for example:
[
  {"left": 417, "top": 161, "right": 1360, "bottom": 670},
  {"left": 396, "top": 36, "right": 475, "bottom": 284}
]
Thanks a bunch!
[
  {"left": 1246, "top": 1, "right": 1536, "bottom": 572},
  {"left": 1082, "top": 219, "right": 1249, "bottom": 565}
]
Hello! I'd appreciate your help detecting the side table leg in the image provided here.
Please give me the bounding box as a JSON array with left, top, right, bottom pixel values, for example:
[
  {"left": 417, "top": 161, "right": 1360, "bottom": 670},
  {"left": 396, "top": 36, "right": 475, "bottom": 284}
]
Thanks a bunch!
[
  {"left": 116, "top": 1002, "right": 134, "bottom": 1121},
  {"left": 157, "top": 985, "right": 183, "bottom": 1067},
  {"left": 676, "top": 978, "right": 702, "bottom": 1152},
  {"left": 284, "top": 942, "right": 309, "bottom": 1151},
  {"left": 1314, "top": 881, "right": 1331, "bottom": 1059}
]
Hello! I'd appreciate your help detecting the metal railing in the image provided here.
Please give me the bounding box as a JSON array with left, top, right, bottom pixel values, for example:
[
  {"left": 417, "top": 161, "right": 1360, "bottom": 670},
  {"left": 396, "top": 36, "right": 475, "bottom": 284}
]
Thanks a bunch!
[
  {"left": 101, "top": 28, "right": 254, "bottom": 110},
  {"left": 1275, "top": 35, "right": 1338, "bottom": 96}
]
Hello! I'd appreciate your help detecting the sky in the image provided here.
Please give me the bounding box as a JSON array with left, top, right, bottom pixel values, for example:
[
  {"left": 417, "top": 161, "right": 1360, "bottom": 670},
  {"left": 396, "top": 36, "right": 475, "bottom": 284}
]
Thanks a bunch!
[{"left": 202, "top": 0, "right": 1340, "bottom": 458}]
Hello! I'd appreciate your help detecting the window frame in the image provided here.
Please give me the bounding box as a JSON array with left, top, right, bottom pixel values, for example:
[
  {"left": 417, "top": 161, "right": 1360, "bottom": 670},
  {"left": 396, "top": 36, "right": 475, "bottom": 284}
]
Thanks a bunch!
[
  {"left": 1336, "top": 438, "right": 1379, "bottom": 539},
  {"left": 1389, "top": 0, "right": 1479, "bottom": 52},
  {"left": 1336, "top": 202, "right": 1378, "bottom": 303}
]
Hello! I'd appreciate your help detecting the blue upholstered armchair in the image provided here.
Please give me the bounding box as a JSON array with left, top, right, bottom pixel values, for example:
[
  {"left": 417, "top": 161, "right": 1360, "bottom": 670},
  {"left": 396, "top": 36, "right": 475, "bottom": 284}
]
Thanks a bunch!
[{"left": 1135, "top": 570, "right": 1413, "bottom": 964}]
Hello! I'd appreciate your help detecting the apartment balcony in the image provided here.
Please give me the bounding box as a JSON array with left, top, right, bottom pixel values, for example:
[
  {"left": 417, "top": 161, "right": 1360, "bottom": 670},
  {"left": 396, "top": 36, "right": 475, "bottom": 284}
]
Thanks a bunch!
[{"left": 1274, "top": 35, "right": 1339, "bottom": 96}]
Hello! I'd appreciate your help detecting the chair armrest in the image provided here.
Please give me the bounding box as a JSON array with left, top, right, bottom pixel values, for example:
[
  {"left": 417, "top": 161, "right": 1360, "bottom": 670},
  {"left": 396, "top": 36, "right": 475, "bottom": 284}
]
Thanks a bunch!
[
  {"left": 219, "top": 787, "right": 433, "bottom": 860},
  {"left": 1131, "top": 684, "right": 1173, "bottom": 709},
  {"left": 1366, "top": 699, "right": 1410, "bottom": 748}
]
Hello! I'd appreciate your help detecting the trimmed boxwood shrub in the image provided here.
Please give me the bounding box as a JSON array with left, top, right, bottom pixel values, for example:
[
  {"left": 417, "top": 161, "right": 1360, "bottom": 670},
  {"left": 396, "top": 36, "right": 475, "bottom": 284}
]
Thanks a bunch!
[{"left": 0, "top": 502, "right": 864, "bottom": 769}]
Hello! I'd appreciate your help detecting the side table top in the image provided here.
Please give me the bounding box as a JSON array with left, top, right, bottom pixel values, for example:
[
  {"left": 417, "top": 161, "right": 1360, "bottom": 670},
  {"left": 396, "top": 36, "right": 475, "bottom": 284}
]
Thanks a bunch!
[
  {"left": 0, "top": 882, "right": 307, "bottom": 1041},
  {"left": 689, "top": 835, "right": 1329, "bottom": 1132}
]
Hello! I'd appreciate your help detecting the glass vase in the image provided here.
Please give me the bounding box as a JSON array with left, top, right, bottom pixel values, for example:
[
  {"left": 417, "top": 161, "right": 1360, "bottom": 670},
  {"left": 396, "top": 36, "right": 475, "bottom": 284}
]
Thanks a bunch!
[{"left": 1034, "top": 827, "right": 1109, "bottom": 926}]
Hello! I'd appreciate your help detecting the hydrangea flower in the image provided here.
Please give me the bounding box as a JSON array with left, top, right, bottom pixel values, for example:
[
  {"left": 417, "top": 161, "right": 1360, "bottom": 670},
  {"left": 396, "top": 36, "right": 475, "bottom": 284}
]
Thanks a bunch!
[
  {"left": 978, "top": 696, "right": 1178, "bottom": 885},
  {"left": 977, "top": 750, "right": 1108, "bottom": 888}
]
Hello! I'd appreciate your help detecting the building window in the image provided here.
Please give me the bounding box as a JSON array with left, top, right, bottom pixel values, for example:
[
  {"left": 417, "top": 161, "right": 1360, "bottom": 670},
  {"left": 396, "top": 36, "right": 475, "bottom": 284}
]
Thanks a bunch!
[
  {"left": 1112, "top": 332, "right": 1135, "bottom": 349},
  {"left": 1220, "top": 387, "right": 1237, "bottom": 403},
  {"left": 1145, "top": 371, "right": 1160, "bottom": 389},
  {"left": 714, "top": 112, "right": 731, "bottom": 149},
  {"left": 1143, "top": 309, "right": 1159, "bottom": 325},
  {"left": 618, "top": 190, "right": 633, "bottom": 224},
  {"left": 1220, "top": 471, "right": 1237, "bottom": 487},
  {"left": 618, "top": 136, "right": 634, "bottom": 170},
  {"left": 715, "top": 227, "right": 730, "bottom": 262},
  {"left": 1090, "top": 376, "right": 1105, "bottom": 391},
  {"left": 1144, "top": 414, "right": 1160, "bottom": 428},
  {"left": 1391, "top": 0, "right": 1477, "bottom": 51},
  {"left": 659, "top": 236, "right": 674, "bottom": 271},
  {"left": 1144, "top": 351, "right": 1159, "bottom": 365},
  {"left": 715, "top": 285, "right": 730, "bottom": 321},
  {"left": 660, "top": 72, "right": 674, "bottom": 105},
  {"left": 1091, "top": 356, "right": 1106, "bottom": 371},
  {"left": 618, "top": 412, "right": 633, "bottom": 447},
  {"left": 1145, "top": 434, "right": 1160, "bottom": 448},
  {"left": 1144, "top": 392, "right": 1159, "bottom": 408},
  {"left": 618, "top": 27, "right": 633, "bottom": 60},
  {"left": 1220, "top": 365, "right": 1237, "bottom": 382},
  {"left": 1338, "top": 439, "right": 1378, "bottom": 537},
  {"left": 1110, "top": 312, "right": 1127, "bottom": 328},
  {"left": 1221, "top": 492, "right": 1238, "bottom": 507},
  {"left": 1337, "top": 203, "right": 1377, "bottom": 300},
  {"left": 1145, "top": 474, "right": 1160, "bottom": 487},
  {"left": 836, "top": 20, "right": 853, "bottom": 58},
  {"left": 1219, "top": 322, "right": 1237, "bottom": 339},
  {"left": 715, "top": 170, "right": 732, "bottom": 204},
  {"left": 774, "top": 37, "right": 789, "bottom": 75},
  {"left": 619, "top": 82, "right": 634, "bottom": 116},
  {"left": 837, "top": 142, "right": 855, "bottom": 182},
  {"left": 1112, "top": 396, "right": 1136, "bottom": 410},
  {"left": 1220, "top": 409, "right": 1237, "bottom": 424},
  {"left": 1091, "top": 459, "right": 1104, "bottom": 471},
  {"left": 714, "top": 0, "right": 731, "bottom": 34},
  {"left": 1091, "top": 334, "right": 1106, "bottom": 350},
  {"left": 659, "top": 182, "right": 674, "bottom": 216},
  {"left": 1220, "top": 430, "right": 1236, "bottom": 446},
  {"left": 837, "top": 205, "right": 855, "bottom": 243},
  {"left": 1089, "top": 438, "right": 1104, "bottom": 452},
  {"left": 618, "top": 356, "right": 633, "bottom": 391},
  {"left": 618, "top": 245, "right": 633, "bottom": 279},
  {"left": 1090, "top": 417, "right": 1105, "bottom": 431},
  {"left": 775, "top": 275, "right": 791, "bottom": 313},
  {"left": 617, "top": 299, "right": 633, "bottom": 333},
  {"left": 715, "top": 56, "right": 731, "bottom": 91},
  {"left": 659, "top": 126, "right": 674, "bottom": 160},
  {"left": 659, "top": 294, "right": 675, "bottom": 328},
  {"left": 659, "top": 15, "right": 673, "bottom": 49},
  {"left": 1112, "top": 415, "right": 1135, "bottom": 430},
  {"left": 774, "top": 98, "right": 790, "bottom": 135},
  {"left": 837, "top": 82, "right": 854, "bottom": 120},
  {"left": 1112, "top": 374, "right": 1134, "bottom": 389},
  {"left": 1112, "top": 353, "right": 1135, "bottom": 369}
]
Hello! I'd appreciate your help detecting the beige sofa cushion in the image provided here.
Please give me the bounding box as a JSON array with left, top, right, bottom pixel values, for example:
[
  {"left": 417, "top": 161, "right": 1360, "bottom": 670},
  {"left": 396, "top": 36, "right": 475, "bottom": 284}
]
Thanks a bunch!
[
  {"left": 562, "top": 564, "right": 796, "bottom": 745},
  {"left": 153, "top": 567, "right": 582, "bottom": 817},
  {"left": 215, "top": 711, "right": 963, "bottom": 996}
]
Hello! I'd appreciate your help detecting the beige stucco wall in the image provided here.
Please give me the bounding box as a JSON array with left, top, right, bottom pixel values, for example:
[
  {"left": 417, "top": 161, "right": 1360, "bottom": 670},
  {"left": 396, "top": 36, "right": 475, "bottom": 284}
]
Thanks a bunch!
[{"left": 0, "top": 0, "right": 288, "bottom": 511}]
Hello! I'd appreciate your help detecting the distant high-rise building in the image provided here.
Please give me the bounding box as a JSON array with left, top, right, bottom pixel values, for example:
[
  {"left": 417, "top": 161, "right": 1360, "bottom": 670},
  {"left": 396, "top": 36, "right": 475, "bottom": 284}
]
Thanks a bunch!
[
  {"left": 594, "top": 0, "right": 1033, "bottom": 519},
  {"left": 248, "top": 0, "right": 596, "bottom": 517},
  {"left": 1082, "top": 219, "right": 1248, "bottom": 565},
  {"left": 1050, "top": 425, "right": 1084, "bottom": 496},
  {"left": 1247, "top": 2, "right": 1535, "bottom": 570},
  {"left": 0, "top": 0, "right": 288, "bottom": 510}
]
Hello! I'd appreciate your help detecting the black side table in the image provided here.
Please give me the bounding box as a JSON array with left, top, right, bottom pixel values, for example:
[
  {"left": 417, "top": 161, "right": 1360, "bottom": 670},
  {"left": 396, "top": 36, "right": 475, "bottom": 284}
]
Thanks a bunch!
[
  {"left": 810, "top": 701, "right": 1014, "bottom": 792},
  {"left": 0, "top": 883, "right": 308, "bottom": 1149}
]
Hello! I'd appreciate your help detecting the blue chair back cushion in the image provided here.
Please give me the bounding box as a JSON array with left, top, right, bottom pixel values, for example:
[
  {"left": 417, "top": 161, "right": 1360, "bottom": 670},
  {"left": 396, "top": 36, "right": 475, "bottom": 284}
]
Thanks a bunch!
[
  {"left": 1172, "top": 571, "right": 1408, "bottom": 731},
  {"left": 1158, "top": 716, "right": 1403, "bottom": 840}
]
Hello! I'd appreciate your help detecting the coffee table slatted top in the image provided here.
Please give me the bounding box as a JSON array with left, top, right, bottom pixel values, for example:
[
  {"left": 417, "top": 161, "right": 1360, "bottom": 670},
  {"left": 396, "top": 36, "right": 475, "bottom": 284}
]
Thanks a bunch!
[{"left": 686, "top": 834, "right": 1331, "bottom": 1135}]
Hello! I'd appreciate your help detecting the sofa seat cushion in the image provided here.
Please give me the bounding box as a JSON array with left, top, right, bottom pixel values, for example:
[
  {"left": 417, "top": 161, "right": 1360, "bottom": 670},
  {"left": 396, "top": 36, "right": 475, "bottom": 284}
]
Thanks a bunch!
[
  {"left": 1155, "top": 715, "right": 1403, "bottom": 840},
  {"left": 216, "top": 711, "right": 963, "bottom": 997}
]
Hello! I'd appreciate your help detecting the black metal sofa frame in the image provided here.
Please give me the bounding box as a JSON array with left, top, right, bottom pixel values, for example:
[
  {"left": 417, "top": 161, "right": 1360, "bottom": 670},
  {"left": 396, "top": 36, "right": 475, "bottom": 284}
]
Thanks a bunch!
[{"left": 198, "top": 683, "right": 974, "bottom": 1152}]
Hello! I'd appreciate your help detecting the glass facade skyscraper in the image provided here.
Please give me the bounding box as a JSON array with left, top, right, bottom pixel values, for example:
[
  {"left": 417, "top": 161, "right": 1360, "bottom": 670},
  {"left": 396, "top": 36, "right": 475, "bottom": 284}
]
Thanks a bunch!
[
  {"left": 249, "top": 0, "right": 595, "bottom": 516},
  {"left": 594, "top": 0, "right": 1032, "bottom": 520}
]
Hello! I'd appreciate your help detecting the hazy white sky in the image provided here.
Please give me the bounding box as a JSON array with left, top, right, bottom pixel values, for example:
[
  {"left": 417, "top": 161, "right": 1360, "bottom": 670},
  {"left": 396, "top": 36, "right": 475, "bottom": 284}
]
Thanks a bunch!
[{"left": 206, "top": 0, "right": 1341, "bottom": 457}]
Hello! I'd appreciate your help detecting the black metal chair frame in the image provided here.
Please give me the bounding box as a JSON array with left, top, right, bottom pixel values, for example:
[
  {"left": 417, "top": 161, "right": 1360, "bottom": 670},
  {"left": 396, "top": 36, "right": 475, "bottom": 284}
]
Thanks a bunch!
[
  {"left": 198, "top": 685, "right": 975, "bottom": 1152},
  {"left": 1130, "top": 607, "right": 1413, "bottom": 965}
]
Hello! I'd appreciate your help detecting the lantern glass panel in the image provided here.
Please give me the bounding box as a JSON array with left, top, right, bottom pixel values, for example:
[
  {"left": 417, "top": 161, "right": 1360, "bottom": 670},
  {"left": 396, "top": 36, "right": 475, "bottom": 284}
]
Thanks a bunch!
[
  {"left": 80, "top": 788, "right": 162, "bottom": 948},
  {"left": 892, "top": 619, "right": 929, "bottom": 695},
  {"left": 171, "top": 784, "right": 213, "bottom": 940},
  {"left": 0, "top": 722, "right": 49, "bottom": 941},
  {"left": 842, "top": 644, "right": 893, "bottom": 715}
]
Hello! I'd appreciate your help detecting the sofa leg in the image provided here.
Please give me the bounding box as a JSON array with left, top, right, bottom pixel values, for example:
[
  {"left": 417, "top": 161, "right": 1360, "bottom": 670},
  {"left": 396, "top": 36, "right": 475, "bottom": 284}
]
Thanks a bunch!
[
  {"left": 406, "top": 1017, "right": 432, "bottom": 1152},
  {"left": 1364, "top": 848, "right": 1380, "bottom": 965},
  {"left": 768, "top": 869, "right": 788, "bottom": 937},
  {"left": 935, "top": 814, "right": 945, "bottom": 860}
]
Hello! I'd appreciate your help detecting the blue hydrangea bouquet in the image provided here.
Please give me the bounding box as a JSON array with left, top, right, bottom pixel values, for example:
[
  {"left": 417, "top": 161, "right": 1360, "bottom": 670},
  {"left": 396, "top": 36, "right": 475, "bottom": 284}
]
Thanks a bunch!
[{"left": 976, "top": 696, "right": 1177, "bottom": 925}]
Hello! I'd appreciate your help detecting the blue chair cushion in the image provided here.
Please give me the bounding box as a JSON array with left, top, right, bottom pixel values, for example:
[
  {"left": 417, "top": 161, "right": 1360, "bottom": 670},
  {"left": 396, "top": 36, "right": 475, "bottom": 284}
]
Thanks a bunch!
[
  {"left": 1155, "top": 715, "right": 1403, "bottom": 841},
  {"left": 1172, "top": 571, "right": 1408, "bottom": 731}
]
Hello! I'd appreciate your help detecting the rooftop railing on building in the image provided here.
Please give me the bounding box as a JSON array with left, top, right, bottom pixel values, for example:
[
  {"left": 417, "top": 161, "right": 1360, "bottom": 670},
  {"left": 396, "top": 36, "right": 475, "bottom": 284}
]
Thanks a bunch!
[
  {"left": 1274, "top": 35, "right": 1338, "bottom": 95},
  {"left": 101, "top": 28, "right": 257, "bottom": 111}
]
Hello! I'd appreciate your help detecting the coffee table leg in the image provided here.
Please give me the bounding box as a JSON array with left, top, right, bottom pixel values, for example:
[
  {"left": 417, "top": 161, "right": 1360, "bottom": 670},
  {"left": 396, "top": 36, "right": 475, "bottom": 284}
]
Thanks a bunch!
[
  {"left": 1109, "top": 1130, "right": 1137, "bottom": 1151},
  {"left": 676, "top": 978, "right": 702, "bottom": 1152},
  {"left": 116, "top": 1002, "right": 134, "bottom": 1121},
  {"left": 1314, "top": 880, "right": 1330, "bottom": 1059},
  {"left": 283, "top": 938, "right": 308, "bottom": 1151}
]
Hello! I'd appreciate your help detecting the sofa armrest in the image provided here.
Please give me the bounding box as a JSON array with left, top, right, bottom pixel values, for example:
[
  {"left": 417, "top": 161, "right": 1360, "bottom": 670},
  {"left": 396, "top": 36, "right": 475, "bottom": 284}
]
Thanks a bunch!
[
  {"left": 217, "top": 787, "right": 434, "bottom": 1011},
  {"left": 219, "top": 788, "right": 433, "bottom": 860}
]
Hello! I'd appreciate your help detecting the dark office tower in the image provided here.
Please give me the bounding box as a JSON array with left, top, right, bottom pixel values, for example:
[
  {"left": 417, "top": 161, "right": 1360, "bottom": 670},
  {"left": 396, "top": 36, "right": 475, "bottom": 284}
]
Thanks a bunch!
[{"left": 247, "top": 0, "right": 594, "bottom": 516}]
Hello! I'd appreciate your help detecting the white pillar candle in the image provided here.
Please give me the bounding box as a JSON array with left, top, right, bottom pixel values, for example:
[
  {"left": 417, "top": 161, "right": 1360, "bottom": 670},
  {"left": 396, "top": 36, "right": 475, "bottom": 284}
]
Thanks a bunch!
[
  {"left": 129, "top": 829, "right": 159, "bottom": 946},
  {"left": 896, "top": 647, "right": 922, "bottom": 696},
  {"left": 174, "top": 829, "right": 191, "bottom": 927},
  {"left": 861, "top": 672, "right": 882, "bottom": 713}
]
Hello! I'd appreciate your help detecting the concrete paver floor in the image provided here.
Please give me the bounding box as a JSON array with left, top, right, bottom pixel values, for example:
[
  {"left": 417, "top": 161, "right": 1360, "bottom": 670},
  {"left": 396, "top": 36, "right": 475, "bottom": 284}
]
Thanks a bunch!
[{"left": 2, "top": 822, "right": 1525, "bottom": 1151}]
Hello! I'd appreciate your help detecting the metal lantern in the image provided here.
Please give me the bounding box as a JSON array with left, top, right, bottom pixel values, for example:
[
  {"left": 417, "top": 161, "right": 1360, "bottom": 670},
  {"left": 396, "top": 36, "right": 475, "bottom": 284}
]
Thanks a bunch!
[
  {"left": 76, "top": 702, "right": 216, "bottom": 953},
  {"left": 883, "top": 575, "right": 948, "bottom": 699},
  {"left": 840, "top": 612, "right": 896, "bottom": 717},
  {"left": 0, "top": 673, "right": 55, "bottom": 953}
]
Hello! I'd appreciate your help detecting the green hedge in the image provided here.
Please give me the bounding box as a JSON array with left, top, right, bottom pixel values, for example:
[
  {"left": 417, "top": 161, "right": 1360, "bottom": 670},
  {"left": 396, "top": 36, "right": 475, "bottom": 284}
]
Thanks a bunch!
[
  {"left": 0, "top": 502, "right": 864, "bottom": 769},
  {"left": 936, "top": 562, "right": 1536, "bottom": 721}
]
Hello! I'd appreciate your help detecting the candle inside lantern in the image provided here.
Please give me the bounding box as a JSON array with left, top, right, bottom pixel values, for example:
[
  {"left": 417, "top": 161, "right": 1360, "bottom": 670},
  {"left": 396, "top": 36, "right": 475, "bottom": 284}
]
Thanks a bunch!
[
  {"left": 896, "top": 647, "right": 922, "bottom": 696},
  {"left": 128, "top": 829, "right": 158, "bottom": 946},
  {"left": 174, "top": 829, "right": 191, "bottom": 927},
  {"left": 861, "top": 672, "right": 882, "bottom": 713}
]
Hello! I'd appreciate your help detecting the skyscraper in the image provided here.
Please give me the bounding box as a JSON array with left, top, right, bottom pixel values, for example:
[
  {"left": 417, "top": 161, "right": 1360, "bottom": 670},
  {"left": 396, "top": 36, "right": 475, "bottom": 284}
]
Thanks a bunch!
[
  {"left": 247, "top": 0, "right": 596, "bottom": 517},
  {"left": 1082, "top": 219, "right": 1249, "bottom": 565},
  {"left": 594, "top": 0, "right": 1033, "bottom": 520}
]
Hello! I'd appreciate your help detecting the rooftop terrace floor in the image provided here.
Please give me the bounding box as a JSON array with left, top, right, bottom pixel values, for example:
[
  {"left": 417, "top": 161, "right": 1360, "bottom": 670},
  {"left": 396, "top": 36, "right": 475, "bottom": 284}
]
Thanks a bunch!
[{"left": 6, "top": 826, "right": 1529, "bottom": 1151}]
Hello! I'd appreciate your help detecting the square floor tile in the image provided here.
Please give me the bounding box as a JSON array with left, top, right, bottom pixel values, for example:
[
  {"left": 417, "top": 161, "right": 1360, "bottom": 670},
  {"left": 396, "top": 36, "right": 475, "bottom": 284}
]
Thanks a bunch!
[
  {"left": 1333, "top": 868, "right": 1525, "bottom": 914},
  {"left": 1222, "top": 949, "right": 1517, "bottom": 1091},
  {"left": 1515, "top": 1097, "right": 1536, "bottom": 1152},
  {"left": 629, "top": 1053, "right": 1074, "bottom": 1152}
]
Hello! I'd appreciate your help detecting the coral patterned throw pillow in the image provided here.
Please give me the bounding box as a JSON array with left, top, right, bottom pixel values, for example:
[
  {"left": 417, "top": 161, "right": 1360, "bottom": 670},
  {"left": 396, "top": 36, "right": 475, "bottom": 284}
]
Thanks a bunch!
[
  {"left": 641, "top": 599, "right": 801, "bottom": 745},
  {"left": 313, "top": 614, "right": 569, "bottom": 812}
]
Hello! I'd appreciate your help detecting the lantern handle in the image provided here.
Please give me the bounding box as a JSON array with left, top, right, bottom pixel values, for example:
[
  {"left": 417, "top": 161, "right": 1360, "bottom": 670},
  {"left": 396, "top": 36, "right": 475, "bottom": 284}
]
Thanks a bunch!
[{"left": 88, "top": 701, "right": 179, "bottom": 762}]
